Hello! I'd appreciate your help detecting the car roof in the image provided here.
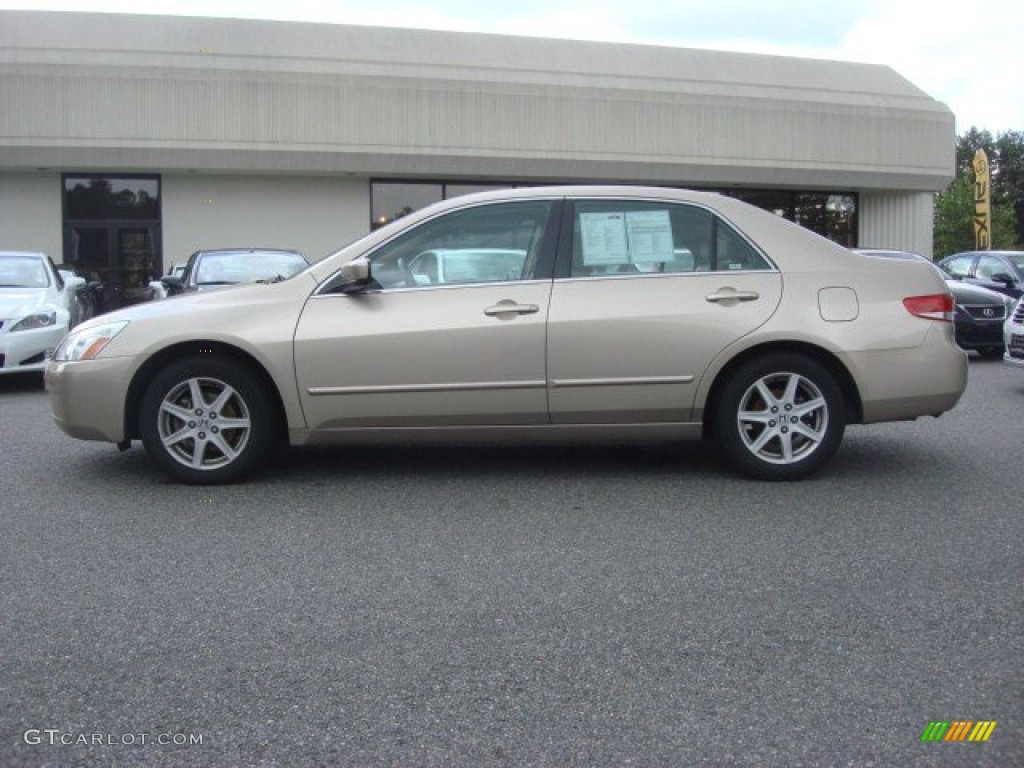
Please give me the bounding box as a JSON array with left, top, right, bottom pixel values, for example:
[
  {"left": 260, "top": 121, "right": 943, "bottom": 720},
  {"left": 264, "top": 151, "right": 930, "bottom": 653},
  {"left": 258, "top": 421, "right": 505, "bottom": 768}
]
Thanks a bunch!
[
  {"left": 194, "top": 248, "right": 303, "bottom": 256},
  {"left": 944, "top": 250, "right": 1024, "bottom": 257},
  {"left": 0, "top": 250, "right": 45, "bottom": 259}
]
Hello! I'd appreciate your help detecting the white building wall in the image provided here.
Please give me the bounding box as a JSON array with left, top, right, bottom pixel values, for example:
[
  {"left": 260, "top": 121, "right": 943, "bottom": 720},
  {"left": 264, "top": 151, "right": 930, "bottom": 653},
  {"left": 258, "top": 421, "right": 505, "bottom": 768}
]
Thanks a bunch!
[
  {"left": 0, "top": 172, "right": 62, "bottom": 258},
  {"left": 858, "top": 192, "right": 936, "bottom": 258},
  {"left": 161, "top": 175, "right": 369, "bottom": 267},
  {"left": 0, "top": 11, "right": 955, "bottom": 193}
]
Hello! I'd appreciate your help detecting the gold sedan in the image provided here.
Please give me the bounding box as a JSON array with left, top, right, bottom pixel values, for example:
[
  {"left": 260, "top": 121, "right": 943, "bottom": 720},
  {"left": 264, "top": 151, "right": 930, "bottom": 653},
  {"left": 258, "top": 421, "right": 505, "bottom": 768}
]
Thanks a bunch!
[{"left": 47, "top": 187, "right": 967, "bottom": 484}]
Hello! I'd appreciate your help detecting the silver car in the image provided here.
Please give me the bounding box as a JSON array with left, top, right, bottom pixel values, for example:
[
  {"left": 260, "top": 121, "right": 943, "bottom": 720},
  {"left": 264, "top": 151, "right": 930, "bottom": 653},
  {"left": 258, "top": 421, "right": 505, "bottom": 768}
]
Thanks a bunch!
[
  {"left": 1005, "top": 296, "right": 1024, "bottom": 368},
  {"left": 46, "top": 187, "right": 967, "bottom": 484}
]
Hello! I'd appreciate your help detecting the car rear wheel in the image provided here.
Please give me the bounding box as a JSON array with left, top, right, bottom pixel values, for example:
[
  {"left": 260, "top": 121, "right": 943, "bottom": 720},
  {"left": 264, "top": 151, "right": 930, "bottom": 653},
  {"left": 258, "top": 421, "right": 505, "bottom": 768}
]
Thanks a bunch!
[
  {"left": 714, "top": 354, "right": 846, "bottom": 480},
  {"left": 139, "top": 356, "right": 274, "bottom": 484}
]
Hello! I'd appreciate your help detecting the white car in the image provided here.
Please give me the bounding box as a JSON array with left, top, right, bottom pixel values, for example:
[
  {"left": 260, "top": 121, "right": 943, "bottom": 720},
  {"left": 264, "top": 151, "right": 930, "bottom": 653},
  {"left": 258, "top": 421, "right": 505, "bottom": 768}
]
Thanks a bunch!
[
  {"left": 1005, "top": 295, "right": 1024, "bottom": 368},
  {"left": 0, "top": 251, "right": 81, "bottom": 375}
]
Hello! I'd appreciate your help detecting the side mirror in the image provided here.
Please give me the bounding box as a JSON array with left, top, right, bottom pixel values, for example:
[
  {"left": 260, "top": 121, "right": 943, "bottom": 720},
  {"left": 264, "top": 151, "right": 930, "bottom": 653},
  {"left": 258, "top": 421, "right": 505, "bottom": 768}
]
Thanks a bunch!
[
  {"left": 990, "top": 272, "right": 1014, "bottom": 285},
  {"left": 161, "top": 275, "right": 185, "bottom": 295},
  {"left": 331, "top": 259, "right": 372, "bottom": 294},
  {"left": 339, "top": 256, "right": 371, "bottom": 284}
]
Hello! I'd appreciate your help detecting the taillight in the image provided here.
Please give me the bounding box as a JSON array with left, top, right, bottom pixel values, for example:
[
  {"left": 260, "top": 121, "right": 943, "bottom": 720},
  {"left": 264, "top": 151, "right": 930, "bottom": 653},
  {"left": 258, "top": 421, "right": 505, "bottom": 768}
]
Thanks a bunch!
[{"left": 902, "top": 294, "right": 954, "bottom": 322}]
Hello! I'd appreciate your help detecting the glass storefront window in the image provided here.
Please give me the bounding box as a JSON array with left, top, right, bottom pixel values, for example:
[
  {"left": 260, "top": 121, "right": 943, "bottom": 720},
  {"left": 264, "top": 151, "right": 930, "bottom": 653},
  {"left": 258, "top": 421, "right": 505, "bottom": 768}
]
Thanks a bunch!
[
  {"left": 370, "top": 181, "right": 858, "bottom": 246},
  {"left": 371, "top": 183, "right": 442, "bottom": 230},
  {"left": 64, "top": 177, "right": 160, "bottom": 220}
]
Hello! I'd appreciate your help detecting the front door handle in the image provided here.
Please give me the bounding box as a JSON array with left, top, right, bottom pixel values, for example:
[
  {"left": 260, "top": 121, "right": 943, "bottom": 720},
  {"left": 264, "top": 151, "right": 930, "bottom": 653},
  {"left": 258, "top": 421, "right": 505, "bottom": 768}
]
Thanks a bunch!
[
  {"left": 484, "top": 301, "right": 540, "bottom": 317},
  {"left": 705, "top": 289, "right": 760, "bottom": 305}
]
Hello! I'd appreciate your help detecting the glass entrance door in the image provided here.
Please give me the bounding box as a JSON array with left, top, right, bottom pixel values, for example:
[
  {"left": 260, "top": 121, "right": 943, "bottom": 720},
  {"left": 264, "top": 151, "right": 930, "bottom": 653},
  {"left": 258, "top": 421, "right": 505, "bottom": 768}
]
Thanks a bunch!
[{"left": 63, "top": 176, "right": 161, "bottom": 312}]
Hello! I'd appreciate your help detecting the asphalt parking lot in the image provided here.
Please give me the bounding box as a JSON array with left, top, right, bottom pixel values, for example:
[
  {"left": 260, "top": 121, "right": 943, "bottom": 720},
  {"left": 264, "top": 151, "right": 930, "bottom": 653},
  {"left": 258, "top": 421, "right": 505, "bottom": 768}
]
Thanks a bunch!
[{"left": 1, "top": 358, "right": 1022, "bottom": 767}]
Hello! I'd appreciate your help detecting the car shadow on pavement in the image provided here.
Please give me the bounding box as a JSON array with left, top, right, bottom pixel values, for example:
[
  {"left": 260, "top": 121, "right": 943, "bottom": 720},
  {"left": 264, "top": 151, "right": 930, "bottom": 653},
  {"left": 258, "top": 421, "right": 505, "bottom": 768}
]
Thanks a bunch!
[
  {"left": 271, "top": 440, "right": 729, "bottom": 484},
  {"left": 0, "top": 372, "right": 45, "bottom": 393}
]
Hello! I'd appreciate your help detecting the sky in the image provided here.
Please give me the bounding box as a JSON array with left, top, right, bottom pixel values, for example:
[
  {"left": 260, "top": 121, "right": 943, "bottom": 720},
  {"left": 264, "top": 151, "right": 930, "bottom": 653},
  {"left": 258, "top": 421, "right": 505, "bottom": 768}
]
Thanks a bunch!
[{"left": 2, "top": 0, "right": 1021, "bottom": 134}]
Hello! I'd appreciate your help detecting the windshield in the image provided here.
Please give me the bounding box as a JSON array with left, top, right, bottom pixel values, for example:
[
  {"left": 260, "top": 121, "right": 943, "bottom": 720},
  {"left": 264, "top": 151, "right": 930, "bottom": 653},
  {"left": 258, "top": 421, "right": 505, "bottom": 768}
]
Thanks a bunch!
[
  {"left": 194, "top": 251, "right": 308, "bottom": 285},
  {"left": 0, "top": 255, "right": 49, "bottom": 288},
  {"left": 1006, "top": 253, "right": 1024, "bottom": 272}
]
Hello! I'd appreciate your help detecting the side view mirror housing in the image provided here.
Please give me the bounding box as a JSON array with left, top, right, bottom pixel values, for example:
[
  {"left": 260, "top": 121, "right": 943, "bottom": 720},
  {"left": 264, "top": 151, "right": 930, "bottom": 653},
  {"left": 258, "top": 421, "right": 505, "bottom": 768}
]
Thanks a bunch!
[
  {"left": 340, "top": 256, "right": 371, "bottom": 284},
  {"left": 333, "top": 256, "right": 373, "bottom": 293},
  {"left": 990, "top": 272, "right": 1015, "bottom": 285},
  {"left": 161, "top": 275, "right": 185, "bottom": 295}
]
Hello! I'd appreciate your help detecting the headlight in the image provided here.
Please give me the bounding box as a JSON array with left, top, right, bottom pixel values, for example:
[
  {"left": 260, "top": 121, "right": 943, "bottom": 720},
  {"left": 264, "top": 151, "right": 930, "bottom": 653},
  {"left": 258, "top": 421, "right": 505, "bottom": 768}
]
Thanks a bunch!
[
  {"left": 10, "top": 310, "right": 57, "bottom": 332},
  {"left": 53, "top": 321, "right": 129, "bottom": 362}
]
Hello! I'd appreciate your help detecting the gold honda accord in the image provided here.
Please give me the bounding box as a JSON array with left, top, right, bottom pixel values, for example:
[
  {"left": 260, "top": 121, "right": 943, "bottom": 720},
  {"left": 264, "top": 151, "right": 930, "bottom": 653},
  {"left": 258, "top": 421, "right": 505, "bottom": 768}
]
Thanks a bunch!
[{"left": 47, "top": 187, "right": 967, "bottom": 484}]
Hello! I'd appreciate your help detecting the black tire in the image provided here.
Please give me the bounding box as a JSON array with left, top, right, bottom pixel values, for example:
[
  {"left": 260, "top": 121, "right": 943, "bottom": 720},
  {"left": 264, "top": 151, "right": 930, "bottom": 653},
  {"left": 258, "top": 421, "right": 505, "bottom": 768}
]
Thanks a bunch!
[
  {"left": 713, "top": 354, "right": 846, "bottom": 481},
  {"left": 139, "top": 356, "right": 275, "bottom": 484}
]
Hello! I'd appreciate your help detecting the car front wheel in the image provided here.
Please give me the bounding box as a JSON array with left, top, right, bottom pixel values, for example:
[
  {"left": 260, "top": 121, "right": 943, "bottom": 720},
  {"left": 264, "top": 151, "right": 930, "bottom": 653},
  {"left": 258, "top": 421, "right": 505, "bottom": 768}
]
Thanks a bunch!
[
  {"left": 713, "top": 354, "right": 846, "bottom": 480},
  {"left": 139, "top": 356, "right": 274, "bottom": 484}
]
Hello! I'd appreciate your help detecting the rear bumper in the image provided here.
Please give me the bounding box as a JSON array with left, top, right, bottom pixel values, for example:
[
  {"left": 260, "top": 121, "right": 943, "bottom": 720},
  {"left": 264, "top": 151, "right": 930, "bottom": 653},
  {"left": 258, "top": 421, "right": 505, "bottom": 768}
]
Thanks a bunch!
[{"left": 847, "top": 324, "right": 968, "bottom": 423}]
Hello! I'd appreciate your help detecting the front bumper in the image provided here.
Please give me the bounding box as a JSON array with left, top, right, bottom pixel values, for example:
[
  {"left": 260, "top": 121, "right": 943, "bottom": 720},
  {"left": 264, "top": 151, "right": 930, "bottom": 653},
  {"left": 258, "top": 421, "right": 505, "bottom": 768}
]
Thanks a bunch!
[
  {"left": 954, "top": 317, "right": 1005, "bottom": 351},
  {"left": 45, "top": 356, "right": 137, "bottom": 443},
  {"left": 0, "top": 323, "right": 66, "bottom": 374},
  {"left": 1005, "top": 330, "right": 1024, "bottom": 368}
]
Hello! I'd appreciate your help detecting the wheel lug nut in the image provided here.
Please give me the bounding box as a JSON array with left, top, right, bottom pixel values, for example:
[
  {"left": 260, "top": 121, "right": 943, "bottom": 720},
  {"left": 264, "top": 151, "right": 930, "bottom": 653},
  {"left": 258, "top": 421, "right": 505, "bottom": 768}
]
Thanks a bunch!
[
  {"left": 189, "top": 421, "right": 196, "bottom": 428},
  {"left": 195, "top": 409, "right": 203, "bottom": 416},
  {"left": 212, "top": 427, "right": 219, "bottom": 434},
  {"left": 199, "top": 432, "right": 206, "bottom": 439}
]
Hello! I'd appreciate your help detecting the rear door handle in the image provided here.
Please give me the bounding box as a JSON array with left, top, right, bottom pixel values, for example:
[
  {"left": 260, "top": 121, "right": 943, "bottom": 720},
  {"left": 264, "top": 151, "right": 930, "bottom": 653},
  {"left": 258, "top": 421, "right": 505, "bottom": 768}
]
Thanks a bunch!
[
  {"left": 484, "top": 301, "right": 540, "bottom": 317},
  {"left": 705, "top": 289, "right": 760, "bottom": 304}
]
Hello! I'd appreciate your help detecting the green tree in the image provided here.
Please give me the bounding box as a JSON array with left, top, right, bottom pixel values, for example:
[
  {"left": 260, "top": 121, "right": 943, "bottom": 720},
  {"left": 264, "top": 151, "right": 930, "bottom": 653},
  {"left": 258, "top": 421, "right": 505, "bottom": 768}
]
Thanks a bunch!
[
  {"left": 952, "top": 127, "right": 1024, "bottom": 246},
  {"left": 934, "top": 176, "right": 1017, "bottom": 258}
]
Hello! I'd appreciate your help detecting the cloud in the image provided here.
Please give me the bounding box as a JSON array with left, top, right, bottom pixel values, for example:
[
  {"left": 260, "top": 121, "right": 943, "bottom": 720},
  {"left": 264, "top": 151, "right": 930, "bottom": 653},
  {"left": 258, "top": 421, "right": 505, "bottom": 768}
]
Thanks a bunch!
[{"left": 837, "top": 1, "right": 1023, "bottom": 132}]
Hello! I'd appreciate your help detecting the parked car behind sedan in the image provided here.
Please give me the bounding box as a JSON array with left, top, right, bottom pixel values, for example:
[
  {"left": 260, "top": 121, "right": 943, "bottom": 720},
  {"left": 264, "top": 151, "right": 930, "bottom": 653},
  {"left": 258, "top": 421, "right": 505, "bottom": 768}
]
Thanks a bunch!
[
  {"left": 47, "top": 186, "right": 967, "bottom": 484},
  {"left": 148, "top": 263, "right": 186, "bottom": 300},
  {"left": 1, "top": 251, "right": 83, "bottom": 375},
  {"left": 160, "top": 248, "right": 309, "bottom": 297},
  {"left": 938, "top": 250, "right": 1024, "bottom": 299},
  {"left": 1005, "top": 296, "right": 1024, "bottom": 368},
  {"left": 857, "top": 249, "right": 1013, "bottom": 358}
]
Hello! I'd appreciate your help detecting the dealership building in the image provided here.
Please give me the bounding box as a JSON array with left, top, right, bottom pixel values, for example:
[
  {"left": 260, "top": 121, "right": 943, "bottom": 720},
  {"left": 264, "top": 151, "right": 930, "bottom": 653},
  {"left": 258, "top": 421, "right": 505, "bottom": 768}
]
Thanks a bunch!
[{"left": 1, "top": 10, "right": 955, "bottom": 308}]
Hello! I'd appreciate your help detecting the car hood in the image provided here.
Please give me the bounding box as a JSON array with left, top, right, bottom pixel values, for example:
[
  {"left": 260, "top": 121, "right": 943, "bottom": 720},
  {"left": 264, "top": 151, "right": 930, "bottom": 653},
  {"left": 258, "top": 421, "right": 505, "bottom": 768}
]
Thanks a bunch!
[
  {"left": 0, "top": 288, "right": 50, "bottom": 320},
  {"left": 76, "top": 273, "right": 319, "bottom": 329},
  {"left": 945, "top": 279, "right": 1007, "bottom": 305}
]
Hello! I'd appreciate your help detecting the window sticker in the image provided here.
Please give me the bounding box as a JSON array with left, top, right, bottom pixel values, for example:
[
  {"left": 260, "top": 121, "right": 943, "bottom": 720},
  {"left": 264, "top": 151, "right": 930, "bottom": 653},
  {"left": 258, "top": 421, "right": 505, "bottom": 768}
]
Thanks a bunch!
[
  {"left": 581, "top": 211, "right": 626, "bottom": 266},
  {"left": 580, "top": 212, "right": 629, "bottom": 265},
  {"left": 580, "top": 210, "right": 680, "bottom": 267},
  {"left": 626, "top": 210, "right": 674, "bottom": 264}
]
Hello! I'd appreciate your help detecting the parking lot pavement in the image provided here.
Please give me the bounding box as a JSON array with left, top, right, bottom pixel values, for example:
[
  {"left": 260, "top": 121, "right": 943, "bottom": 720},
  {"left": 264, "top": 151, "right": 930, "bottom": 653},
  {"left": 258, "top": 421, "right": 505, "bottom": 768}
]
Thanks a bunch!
[{"left": 1, "top": 360, "right": 1022, "bottom": 767}]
